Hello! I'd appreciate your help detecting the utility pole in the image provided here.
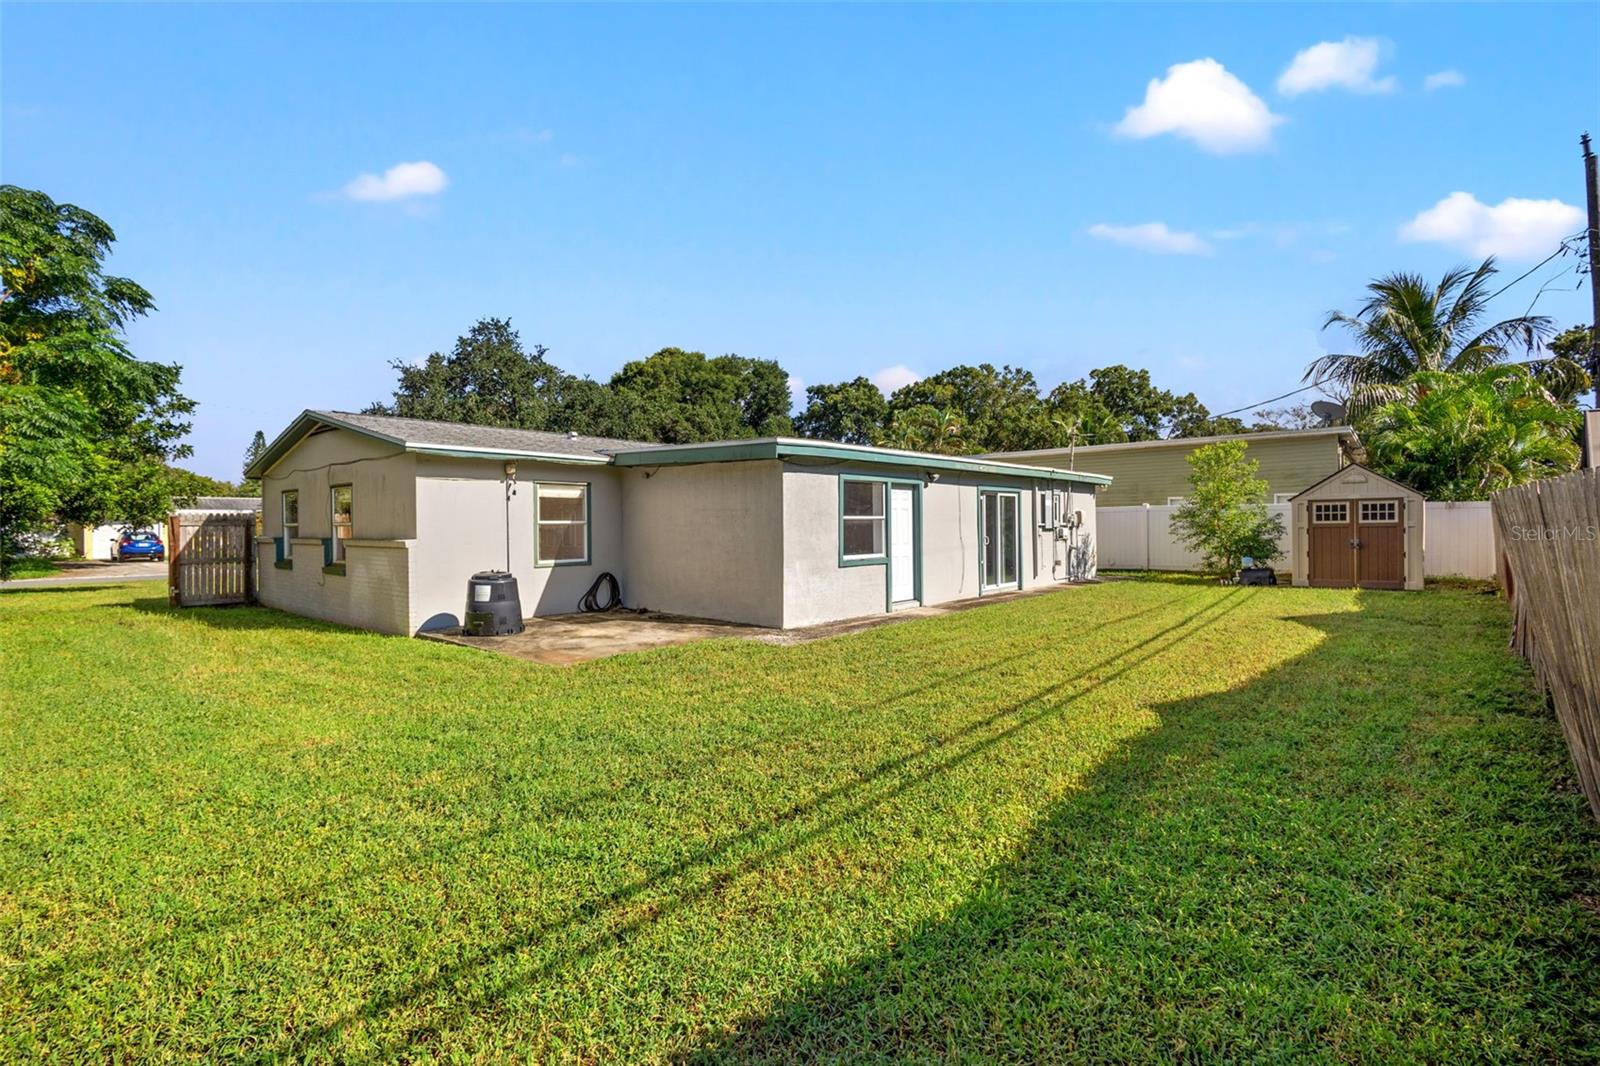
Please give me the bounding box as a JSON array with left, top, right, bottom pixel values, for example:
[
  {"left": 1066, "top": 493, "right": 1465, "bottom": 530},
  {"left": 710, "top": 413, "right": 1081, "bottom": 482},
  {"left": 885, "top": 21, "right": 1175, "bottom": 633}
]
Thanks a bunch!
[{"left": 1583, "top": 132, "right": 1600, "bottom": 410}]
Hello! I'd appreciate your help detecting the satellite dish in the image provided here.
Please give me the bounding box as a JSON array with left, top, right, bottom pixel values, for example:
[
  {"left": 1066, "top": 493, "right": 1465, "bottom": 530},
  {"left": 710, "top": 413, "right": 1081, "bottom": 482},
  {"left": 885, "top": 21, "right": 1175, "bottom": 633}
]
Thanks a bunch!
[{"left": 1310, "top": 400, "right": 1346, "bottom": 426}]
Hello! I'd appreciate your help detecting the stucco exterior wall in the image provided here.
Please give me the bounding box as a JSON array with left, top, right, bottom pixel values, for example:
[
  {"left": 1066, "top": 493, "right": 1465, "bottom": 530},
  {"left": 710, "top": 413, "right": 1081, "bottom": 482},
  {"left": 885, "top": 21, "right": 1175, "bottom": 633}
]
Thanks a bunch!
[
  {"left": 259, "top": 428, "right": 418, "bottom": 542},
  {"left": 621, "top": 460, "right": 785, "bottom": 627},
  {"left": 780, "top": 463, "right": 1098, "bottom": 626},
  {"left": 411, "top": 456, "right": 624, "bottom": 631}
]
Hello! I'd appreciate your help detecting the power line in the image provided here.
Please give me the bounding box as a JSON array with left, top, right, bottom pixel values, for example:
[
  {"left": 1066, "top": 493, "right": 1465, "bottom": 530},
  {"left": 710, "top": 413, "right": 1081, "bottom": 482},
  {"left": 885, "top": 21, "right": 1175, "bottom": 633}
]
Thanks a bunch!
[
  {"left": 1211, "top": 378, "right": 1336, "bottom": 419},
  {"left": 1483, "top": 229, "right": 1587, "bottom": 303}
]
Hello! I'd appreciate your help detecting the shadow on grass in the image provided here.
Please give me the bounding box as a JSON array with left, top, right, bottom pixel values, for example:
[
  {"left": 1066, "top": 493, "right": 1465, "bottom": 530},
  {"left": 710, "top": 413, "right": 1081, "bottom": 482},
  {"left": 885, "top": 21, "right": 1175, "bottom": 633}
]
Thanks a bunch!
[
  {"left": 677, "top": 600, "right": 1600, "bottom": 1061},
  {"left": 20, "top": 589, "right": 1212, "bottom": 992},
  {"left": 253, "top": 590, "right": 1253, "bottom": 1061}
]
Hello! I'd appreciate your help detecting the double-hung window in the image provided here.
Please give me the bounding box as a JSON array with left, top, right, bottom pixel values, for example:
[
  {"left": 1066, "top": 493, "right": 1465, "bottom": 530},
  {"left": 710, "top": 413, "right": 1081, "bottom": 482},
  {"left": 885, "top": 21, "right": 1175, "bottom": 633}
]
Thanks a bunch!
[
  {"left": 536, "top": 483, "right": 589, "bottom": 565},
  {"left": 840, "top": 480, "right": 886, "bottom": 560},
  {"left": 330, "top": 485, "right": 352, "bottom": 562},
  {"left": 281, "top": 490, "right": 299, "bottom": 560}
]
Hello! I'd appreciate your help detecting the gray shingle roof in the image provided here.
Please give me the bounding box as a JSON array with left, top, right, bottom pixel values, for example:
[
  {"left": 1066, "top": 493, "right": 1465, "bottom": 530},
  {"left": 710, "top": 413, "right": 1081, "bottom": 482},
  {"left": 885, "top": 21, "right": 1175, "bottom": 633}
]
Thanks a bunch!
[{"left": 313, "top": 410, "right": 652, "bottom": 460}]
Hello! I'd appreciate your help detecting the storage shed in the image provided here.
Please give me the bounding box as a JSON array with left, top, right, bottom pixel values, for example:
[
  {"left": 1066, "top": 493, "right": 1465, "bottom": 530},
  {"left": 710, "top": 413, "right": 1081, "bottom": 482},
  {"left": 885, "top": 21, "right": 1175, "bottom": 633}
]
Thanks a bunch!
[{"left": 1291, "top": 463, "right": 1424, "bottom": 590}]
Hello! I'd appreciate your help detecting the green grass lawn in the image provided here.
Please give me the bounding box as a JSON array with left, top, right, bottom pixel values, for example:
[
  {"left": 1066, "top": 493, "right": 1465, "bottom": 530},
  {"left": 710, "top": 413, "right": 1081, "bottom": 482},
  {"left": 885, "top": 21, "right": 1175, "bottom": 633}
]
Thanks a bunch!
[{"left": 1, "top": 580, "right": 1595, "bottom": 1062}]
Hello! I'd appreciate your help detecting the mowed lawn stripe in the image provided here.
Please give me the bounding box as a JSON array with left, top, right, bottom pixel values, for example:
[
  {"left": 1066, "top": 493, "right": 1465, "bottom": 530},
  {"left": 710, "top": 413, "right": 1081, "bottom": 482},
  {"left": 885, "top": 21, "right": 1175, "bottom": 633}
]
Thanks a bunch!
[{"left": 1, "top": 580, "right": 1594, "bottom": 1061}]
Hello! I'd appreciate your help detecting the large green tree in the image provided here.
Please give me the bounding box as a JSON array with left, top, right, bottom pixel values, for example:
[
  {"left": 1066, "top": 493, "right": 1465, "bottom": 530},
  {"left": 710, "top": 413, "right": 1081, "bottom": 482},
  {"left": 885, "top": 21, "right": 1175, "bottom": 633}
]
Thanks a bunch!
[
  {"left": 794, "top": 376, "right": 888, "bottom": 445},
  {"left": 0, "top": 185, "right": 194, "bottom": 575},
  {"left": 366, "top": 318, "right": 601, "bottom": 431},
  {"left": 1307, "top": 258, "right": 1571, "bottom": 406},
  {"left": 609, "top": 348, "right": 793, "bottom": 443},
  {"left": 1360, "top": 366, "right": 1581, "bottom": 500}
]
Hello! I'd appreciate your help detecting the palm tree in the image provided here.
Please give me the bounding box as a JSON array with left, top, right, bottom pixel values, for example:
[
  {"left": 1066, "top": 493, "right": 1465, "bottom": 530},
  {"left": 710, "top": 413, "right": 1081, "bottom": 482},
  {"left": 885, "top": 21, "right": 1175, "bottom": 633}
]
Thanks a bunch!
[
  {"left": 1307, "top": 258, "right": 1565, "bottom": 410},
  {"left": 1050, "top": 414, "right": 1083, "bottom": 469},
  {"left": 1361, "top": 366, "right": 1581, "bottom": 500}
]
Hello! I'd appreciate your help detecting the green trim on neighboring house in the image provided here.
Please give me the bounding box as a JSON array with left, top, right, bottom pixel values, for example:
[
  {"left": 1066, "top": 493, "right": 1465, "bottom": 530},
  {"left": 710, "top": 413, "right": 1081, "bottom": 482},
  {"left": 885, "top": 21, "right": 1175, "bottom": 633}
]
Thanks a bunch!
[
  {"left": 534, "top": 480, "right": 594, "bottom": 568},
  {"left": 836, "top": 474, "right": 924, "bottom": 612},
  {"left": 612, "top": 437, "right": 1112, "bottom": 487}
]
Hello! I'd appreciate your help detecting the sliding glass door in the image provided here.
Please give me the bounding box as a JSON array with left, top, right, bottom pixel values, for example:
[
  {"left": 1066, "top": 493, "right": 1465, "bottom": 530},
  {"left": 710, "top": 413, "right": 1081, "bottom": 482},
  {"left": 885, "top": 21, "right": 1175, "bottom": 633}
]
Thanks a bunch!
[{"left": 980, "top": 490, "right": 1019, "bottom": 590}]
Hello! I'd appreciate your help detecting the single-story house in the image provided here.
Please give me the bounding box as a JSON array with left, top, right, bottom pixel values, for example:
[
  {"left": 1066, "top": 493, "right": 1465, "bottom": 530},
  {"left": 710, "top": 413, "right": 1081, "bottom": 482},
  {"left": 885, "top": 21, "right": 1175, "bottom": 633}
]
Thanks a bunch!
[
  {"left": 244, "top": 410, "right": 1110, "bottom": 635},
  {"left": 984, "top": 426, "right": 1362, "bottom": 507},
  {"left": 68, "top": 497, "right": 263, "bottom": 560}
]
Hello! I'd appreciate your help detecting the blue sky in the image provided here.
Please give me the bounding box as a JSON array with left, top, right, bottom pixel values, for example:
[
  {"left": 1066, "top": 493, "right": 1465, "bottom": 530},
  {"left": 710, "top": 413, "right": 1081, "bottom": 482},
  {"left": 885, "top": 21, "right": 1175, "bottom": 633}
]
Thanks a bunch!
[{"left": 4, "top": 2, "right": 1597, "bottom": 479}]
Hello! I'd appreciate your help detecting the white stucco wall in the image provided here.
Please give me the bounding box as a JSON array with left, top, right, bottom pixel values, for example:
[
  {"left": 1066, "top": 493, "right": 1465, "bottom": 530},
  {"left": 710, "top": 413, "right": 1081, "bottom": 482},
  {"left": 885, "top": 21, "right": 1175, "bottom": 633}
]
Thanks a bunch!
[
  {"left": 410, "top": 456, "right": 623, "bottom": 631},
  {"left": 256, "top": 428, "right": 419, "bottom": 634},
  {"left": 779, "top": 463, "right": 1099, "bottom": 626},
  {"left": 621, "top": 460, "right": 785, "bottom": 627}
]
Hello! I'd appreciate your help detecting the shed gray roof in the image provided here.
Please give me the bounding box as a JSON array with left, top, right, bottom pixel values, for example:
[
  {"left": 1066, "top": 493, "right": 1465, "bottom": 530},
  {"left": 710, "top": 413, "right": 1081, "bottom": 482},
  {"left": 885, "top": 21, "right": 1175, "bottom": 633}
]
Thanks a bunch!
[
  {"left": 248, "top": 409, "right": 652, "bottom": 476},
  {"left": 180, "top": 496, "right": 263, "bottom": 512}
]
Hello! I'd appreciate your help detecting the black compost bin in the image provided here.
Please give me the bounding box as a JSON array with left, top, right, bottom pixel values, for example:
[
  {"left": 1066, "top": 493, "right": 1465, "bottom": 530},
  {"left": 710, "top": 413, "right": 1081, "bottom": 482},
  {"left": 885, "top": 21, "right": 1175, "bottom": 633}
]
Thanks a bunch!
[{"left": 464, "top": 571, "right": 525, "bottom": 635}]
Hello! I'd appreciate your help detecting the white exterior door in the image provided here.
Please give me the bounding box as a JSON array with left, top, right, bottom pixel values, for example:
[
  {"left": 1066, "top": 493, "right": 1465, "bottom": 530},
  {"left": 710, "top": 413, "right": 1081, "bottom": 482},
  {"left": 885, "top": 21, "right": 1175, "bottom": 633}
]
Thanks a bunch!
[{"left": 890, "top": 485, "right": 916, "bottom": 603}]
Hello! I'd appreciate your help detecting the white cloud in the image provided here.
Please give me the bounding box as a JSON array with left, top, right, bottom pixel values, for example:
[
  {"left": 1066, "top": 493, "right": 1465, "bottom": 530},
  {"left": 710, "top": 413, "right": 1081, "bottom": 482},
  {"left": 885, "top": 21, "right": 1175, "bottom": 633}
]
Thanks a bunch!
[
  {"left": 1088, "top": 222, "right": 1212, "bottom": 256},
  {"left": 1278, "top": 37, "right": 1396, "bottom": 95},
  {"left": 871, "top": 365, "right": 921, "bottom": 395},
  {"left": 1399, "top": 191, "right": 1583, "bottom": 259},
  {"left": 1423, "top": 69, "right": 1466, "bottom": 91},
  {"left": 1115, "top": 58, "right": 1283, "bottom": 154},
  {"left": 787, "top": 375, "right": 806, "bottom": 410},
  {"left": 341, "top": 161, "right": 449, "bottom": 202}
]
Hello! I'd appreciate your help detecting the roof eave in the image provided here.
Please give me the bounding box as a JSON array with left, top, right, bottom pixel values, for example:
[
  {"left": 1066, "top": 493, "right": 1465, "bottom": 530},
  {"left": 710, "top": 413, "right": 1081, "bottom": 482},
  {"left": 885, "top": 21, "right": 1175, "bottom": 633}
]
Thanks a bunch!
[{"left": 611, "top": 438, "right": 1112, "bottom": 485}]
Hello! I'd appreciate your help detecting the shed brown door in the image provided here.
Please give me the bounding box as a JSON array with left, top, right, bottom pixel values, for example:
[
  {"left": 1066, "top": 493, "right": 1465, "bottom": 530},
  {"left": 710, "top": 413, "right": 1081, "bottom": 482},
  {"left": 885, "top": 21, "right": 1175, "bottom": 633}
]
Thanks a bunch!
[
  {"left": 1354, "top": 499, "right": 1404, "bottom": 589},
  {"left": 1307, "top": 500, "right": 1355, "bottom": 587}
]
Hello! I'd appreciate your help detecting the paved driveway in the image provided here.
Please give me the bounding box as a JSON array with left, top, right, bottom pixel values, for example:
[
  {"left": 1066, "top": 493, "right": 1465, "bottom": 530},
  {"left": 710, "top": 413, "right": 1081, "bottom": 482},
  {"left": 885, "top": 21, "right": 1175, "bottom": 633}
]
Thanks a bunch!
[{"left": 1, "top": 560, "right": 167, "bottom": 590}]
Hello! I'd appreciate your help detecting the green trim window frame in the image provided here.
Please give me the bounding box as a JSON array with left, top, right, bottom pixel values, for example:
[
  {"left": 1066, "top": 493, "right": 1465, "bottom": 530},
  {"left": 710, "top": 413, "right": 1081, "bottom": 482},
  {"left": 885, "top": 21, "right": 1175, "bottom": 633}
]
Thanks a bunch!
[
  {"left": 837, "top": 474, "right": 923, "bottom": 611},
  {"left": 536, "top": 481, "right": 592, "bottom": 567},
  {"left": 977, "top": 486, "right": 1023, "bottom": 593},
  {"left": 839, "top": 477, "right": 887, "bottom": 563},
  {"left": 279, "top": 489, "right": 299, "bottom": 564},
  {"left": 330, "top": 484, "right": 352, "bottom": 563}
]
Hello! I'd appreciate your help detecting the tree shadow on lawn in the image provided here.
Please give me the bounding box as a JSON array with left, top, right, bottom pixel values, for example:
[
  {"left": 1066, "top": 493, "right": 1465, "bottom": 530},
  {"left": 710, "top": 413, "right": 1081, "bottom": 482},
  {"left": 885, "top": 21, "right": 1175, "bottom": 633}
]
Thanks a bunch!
[
  {"left": 254, "top": 590, "right": 1253, "bottom": 1061},
  {"left": 21, "top": 588, "right": 1212, "bottom": 992},
  {"left": 681, "top": 600, "right": 1600, "bottom": 1062}
]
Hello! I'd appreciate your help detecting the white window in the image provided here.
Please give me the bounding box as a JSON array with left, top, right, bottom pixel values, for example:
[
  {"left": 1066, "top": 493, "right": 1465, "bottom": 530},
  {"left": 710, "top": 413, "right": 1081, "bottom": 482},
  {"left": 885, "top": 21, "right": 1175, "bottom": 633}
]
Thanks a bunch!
[
  {"left": 1166, "top": 496, "right": 1187, "bottom": 506},
  {"left": 1312, "top": 501, "right": 1349, "bottom": 524},
  {"left": 841, "top": 480, "right": 885, "bottom": 559},
  {"left": 1273, "top": 493, "right": 1296, "bottom": 504},
  {"left": 330, "top": 485, "right": 352, "bottom": 562},
  {"left": 1360, "top": 500, "right": 1398, "bottom": 524},
  {"left": 1038, "top": 490, "right": 1056, "bottom": 529},
  {"left": 536, "top": 483, "right": 589, "bottom": 565},
  {"left": 281, "top": 490, "right": 299, "bottom": 543}
]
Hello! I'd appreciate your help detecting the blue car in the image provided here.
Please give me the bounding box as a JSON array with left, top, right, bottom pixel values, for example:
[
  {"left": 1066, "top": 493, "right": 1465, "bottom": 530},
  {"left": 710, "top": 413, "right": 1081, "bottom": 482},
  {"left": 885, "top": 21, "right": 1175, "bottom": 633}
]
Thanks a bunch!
[{"left": 116, "top": 530, "right": 165, "bottom": 562}]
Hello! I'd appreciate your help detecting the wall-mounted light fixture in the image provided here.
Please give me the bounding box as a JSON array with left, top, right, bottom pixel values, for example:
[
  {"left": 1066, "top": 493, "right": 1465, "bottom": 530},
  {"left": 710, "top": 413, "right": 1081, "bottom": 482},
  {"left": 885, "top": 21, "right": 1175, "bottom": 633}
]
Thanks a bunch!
[
  {"left": 503, "top": 461, "right": 518, "bottom": 479},
  {"left": 926, "top": 471, "right": 941, "bottom": 484}
]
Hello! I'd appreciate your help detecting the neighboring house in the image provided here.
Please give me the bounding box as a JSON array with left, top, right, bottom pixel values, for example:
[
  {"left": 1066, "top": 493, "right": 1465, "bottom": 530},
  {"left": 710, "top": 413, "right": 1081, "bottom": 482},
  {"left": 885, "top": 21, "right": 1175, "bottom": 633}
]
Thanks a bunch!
[
  {"left": 245, "top": 410, "right": 1110, "bottom": 635},
  {"left": 984, "top": 427, "right": 1361, "bottom": 507},
  {"left": 68, "top": 497, "right": 262, "bottom": 560}
]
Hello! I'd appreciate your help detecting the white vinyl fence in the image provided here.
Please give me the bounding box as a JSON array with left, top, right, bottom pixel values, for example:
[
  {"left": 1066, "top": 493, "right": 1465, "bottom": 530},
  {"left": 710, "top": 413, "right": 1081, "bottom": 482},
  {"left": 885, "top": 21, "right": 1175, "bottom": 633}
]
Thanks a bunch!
[{"left": 1098, "top": 500, "right": 1497, "bottom": 579}]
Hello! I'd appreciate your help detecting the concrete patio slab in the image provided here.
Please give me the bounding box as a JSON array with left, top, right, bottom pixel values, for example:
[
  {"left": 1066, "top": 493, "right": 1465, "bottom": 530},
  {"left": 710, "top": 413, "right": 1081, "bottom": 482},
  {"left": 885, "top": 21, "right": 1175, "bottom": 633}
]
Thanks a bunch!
[{"left": 419, "top": 582, "right": 1085, "bottom": 665}]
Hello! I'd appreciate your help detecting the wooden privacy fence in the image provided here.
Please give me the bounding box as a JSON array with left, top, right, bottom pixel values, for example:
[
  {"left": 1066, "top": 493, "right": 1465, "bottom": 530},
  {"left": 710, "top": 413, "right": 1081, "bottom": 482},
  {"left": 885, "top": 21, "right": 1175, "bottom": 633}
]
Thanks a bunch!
[
  {"left": 167, "top": 512, "right": 255, "bottom": 607},
  {"left": 1492, "top": 468, "right": 1600, "bottom": 819}
]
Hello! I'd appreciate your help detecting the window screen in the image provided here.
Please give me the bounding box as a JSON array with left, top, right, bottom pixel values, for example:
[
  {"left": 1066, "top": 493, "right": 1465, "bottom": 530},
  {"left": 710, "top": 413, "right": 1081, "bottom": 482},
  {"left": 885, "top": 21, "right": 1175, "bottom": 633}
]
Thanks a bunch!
[
  {"left": 537, "top": 483, "right": 589, "bottom": 565},
  {"left": 841, "top": 480, "right": 885, "bottom": 559},
  {"left": 330, "top": 485, "right": 352, "bottom": 562}
]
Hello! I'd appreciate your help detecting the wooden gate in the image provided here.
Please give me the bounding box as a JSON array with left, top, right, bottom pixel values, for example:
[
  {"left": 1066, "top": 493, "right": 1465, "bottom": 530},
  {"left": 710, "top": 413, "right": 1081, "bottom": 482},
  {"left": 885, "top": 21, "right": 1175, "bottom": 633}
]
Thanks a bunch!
[
  {"left": 167, "top": 512, "right": 255, "bottom": 606},
  {"left": 1307, "top": 498, "right": 1405, "bottom": 589}
]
